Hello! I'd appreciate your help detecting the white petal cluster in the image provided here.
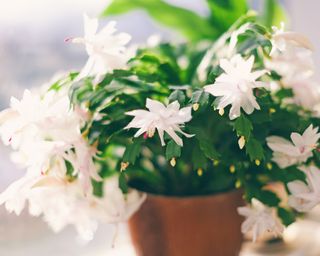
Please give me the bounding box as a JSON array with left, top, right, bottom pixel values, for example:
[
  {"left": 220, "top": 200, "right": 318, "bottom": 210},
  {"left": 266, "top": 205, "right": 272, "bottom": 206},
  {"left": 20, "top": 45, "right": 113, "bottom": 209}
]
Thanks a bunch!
[
  {"left": 125, "top": 98, "right": 193, "bottom": 146},
  {"left": 72, "top": 14, "right": 132, "bottom": 81},
  {"left": 267, "top": 125, "right": 320, "bottom": 168},
  {"left": 267, "top": 23, "right": 320, "bottom": 114},
  {"left": 286, "top": 79, "right": 320, "bottom": 110},
  {"left": 237, "top": 198, "right": 284, "bottom": 242},
  {"left": 288, "top": 166, "right": 320, "bottom": 212},
  {"left": 269, "top": 22, "right": 314, "bottom": 58},
  {"left": 204, "top": 54, "right": 268, "bottom": 120},
  {"left": 0, "top": 87, "right": 145, "bottom": 240},
  {"left": 0, "top": 175, "right": 146, "bottom": 240},
  {"left": 0, "top": 89, "right": 99, "bottom": 191}
]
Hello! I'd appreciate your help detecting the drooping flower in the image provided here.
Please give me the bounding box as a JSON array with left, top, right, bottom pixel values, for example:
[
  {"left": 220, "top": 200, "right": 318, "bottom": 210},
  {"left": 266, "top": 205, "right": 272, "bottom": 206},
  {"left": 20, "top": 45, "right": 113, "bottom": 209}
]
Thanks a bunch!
[
  {"left": 267, "top": 23, "right": 314, "bottom": 82},
  {"left": 267, "top": 125, "right": 320, "bottom": 168},
  {"left": 0, "top": 78, "right": 146, "bottom": 241},
  {"left": 71, "top": 14, "right": 132, "bottom": 81},
  {"left": 285, "top": 79, "right": 320, "bottom": 112},
  {"left": 267, "top": 46, "right": 314, "bottom": 83},
  {"left": 0, "top": 89, "right": 79, "bottom": 147},
  {"left": 0, "top": 174, "right": 146, "bottom": 241},
  {"left": 288, "top": 166, "right": 320, "bottom": 212},
  {"left": 267, "top": 25, "right": 319, "bottom": 113},
  {"left": 125, "top": 98, "right": 193, "bottom": 146},
  {"left": 270, "top": 22, "right": 313, "bottom": 57},
  {"left": 237, "top": 198, "right": 284, "bottom": 242},
  {"left": 204, "top": 54, "right": 268, "bottom": 120},
  {"left": 0, "top": 88, "right": 101, "bottom": 193}
]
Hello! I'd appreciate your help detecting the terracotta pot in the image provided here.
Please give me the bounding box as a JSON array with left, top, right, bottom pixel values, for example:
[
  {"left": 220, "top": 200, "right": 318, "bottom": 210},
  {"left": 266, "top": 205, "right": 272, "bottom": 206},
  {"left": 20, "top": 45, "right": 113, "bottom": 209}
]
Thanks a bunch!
[{"left": 129, "top": 190, "right": 244, "bottom": 256}]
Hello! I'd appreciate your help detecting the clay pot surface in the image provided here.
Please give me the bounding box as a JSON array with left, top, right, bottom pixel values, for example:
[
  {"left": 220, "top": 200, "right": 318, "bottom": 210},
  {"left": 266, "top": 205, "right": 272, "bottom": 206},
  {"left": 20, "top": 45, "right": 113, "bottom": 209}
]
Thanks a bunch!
[{"left": 129, "top": 190, "right": 244, "bottom": 256}]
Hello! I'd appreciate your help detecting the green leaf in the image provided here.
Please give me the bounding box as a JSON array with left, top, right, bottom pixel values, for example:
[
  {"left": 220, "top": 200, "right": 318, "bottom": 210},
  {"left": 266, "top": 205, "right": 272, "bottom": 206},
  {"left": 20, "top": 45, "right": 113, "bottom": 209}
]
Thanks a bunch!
[
  {"left": 123, "top": 139, "right": 143, "bottom": 164},
  {"left": 246, "top": 138, "right": 265, "bottom": 161},
  {"left": 65, "top": 160, "right": 75, "bottom": 178},
  {"left": 191, "top": 90, "right": 209, "bottom": 106},
  {"left": 119, "top": 173, "right": 129, "bottom": 194},
  {"left": 261, "top": 0, "right": 287, "bottom": 28},
  {"left": 259, "top": 189, "right": 281, "bottom": 207},
  {"left": 165, "top": 140, "right": 181, "bottom": 161},
  {"left": 234, "top": 114, "right": 253, "bottom": 139},
  {"left": 269, "top": 166, "right": 306, "bottom": 183},
  {"left": 102, "top": 0, "right": 217, "bottom": 41},
  {"left": 168, "top": 90, "right": 186, "bottom": 104},
  {"left": 49, "top": 72, "right": 78, "bottom": 91},
  {"left": 92, "top": 180, "right": 104, "bottom": 197},
  {"left": 207, "top": 0, "right": 248, "bottom": 32},
  {"left": 198, "top": 138, "right": 220, "bottom": 160},
  {"left": 192, "top": 142, "right": 208, "bottom": 169},
  {"left": 275, "top": 88, "right": 294, "bottom": 100},
  {"left": 245, "top": 186, "right": 280, "bottom": 207},
  {"left": 277, "top": 207, "right": 296, "bottom": 226}
]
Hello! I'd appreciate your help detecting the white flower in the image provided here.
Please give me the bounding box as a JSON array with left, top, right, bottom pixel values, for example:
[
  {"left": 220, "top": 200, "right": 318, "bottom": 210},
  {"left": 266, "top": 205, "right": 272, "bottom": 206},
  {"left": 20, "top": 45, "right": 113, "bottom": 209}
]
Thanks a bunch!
[
  {"left": 267, "top": 25, "right": 320, "bottom": 113},
  {"left": 92, "top": 176, "right": 147, "bottom": 223},
  {"left": 288, "top": 166, "right": 320, "bottom": 212},
  {"left": 204, "top": 54, "right": 268, "bottom": 120},
  {"left": 267, "top": 46, "right": 314, "bottom": 83},
  {"left": 287, "top": 79, "right": 320, "bottom": 111},
  {"left": 125, "top": 98, "right": 193, "bottom": 146},
  {"left": 0, "top": 89, "right": 79, "bottom": 146},
  {"left": 267, "top": 23, "right": 314, "bottom": 82},
  {"left": 71, "top": 14, "right": 132, "bottom": 81},
  {"left": 270, "top": 22, "right": 313, "bottom": 57},
  {"left": 0, "top": 174, "right": 146, "bottom": 241},
  {"left": 0, "top": 88, "right": 101, "bottom": 192},
  {"left": 0, "top": 175, "right": 42, "bottom": 215},
  {"left": 61, "top": 139, "right": 101, "bottom": 193},
  {"left": 267, "top": 125, "right": 320, "bottom": 168},
  {"left": 237, "top": 198, "right": 284, "bottom": 242}
]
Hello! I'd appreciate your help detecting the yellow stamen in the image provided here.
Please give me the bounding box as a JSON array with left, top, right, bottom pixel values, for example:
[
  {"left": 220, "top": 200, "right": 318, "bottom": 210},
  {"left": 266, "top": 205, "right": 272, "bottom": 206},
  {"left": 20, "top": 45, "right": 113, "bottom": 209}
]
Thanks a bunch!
[
  {"left": 269, "top": 108, "right": 276, "bottom": 114},
  {"left": 235, "top": 180, "right": 241, "bottom": 188},
  {"left": 81, "top": 129, "right": 89, "bottom": 138},
  {"left": 147, "top": 127, "right": 155, "bottom": 137},
  {"left": 267, "top": 163, "right": 273, "bottom": 170},
  {"left": 213, "top": 160, "right": 219, "bottom": 166},
  {"left": 120, "top": 162, "right": 129, "bottom": 172},
  {"left": 230, "top": 165, "right": 236, "bottom": 173},
  {"left": 170, "top": 158, "right": 176, "bottom": 167},
  {"left": 218, "top": 108, "right": 225, "bottom": 116},
  {"left": 197, "top": 168, "right": 203, "bottom": 176},
  {"left": 255, "top": 159, "right": 261, "bottom": 166},
  {"left": 192, "top": 103, "right": 200, "bottom": 111}
]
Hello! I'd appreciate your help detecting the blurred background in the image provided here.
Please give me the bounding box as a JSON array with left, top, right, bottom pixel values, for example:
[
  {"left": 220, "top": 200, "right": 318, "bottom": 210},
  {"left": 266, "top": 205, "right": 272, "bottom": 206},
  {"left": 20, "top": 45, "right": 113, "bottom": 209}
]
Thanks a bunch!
[{"left": 0, "top": 0, "right": 320, "bottom": 255}]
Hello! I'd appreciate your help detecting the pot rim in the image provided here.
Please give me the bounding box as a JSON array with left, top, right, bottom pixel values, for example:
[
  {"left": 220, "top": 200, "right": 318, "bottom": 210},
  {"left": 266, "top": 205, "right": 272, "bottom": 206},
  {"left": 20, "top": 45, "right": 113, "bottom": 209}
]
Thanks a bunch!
[{"left": 134, "top": 188, "right": 242, "bottom": 201}]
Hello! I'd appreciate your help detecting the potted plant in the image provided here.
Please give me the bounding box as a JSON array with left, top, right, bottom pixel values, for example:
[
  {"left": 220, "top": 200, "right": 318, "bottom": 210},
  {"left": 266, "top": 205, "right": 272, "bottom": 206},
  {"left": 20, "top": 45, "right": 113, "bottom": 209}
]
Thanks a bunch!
[{"left": 0, "top": 0, "right": 319, "bottom": 255}]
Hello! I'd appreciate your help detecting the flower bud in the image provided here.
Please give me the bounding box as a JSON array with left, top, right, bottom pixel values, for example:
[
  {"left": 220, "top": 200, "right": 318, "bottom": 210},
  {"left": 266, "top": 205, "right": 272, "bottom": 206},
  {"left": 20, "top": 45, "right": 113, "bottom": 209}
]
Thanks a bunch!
[
  {"left": 120, "top": 162, "right": 129, "bottom": 172},
  {"left": 170, "top": 158, "right": 176, "bottom": 167},
  {"left": 192, "top": 103, "right": 200, "bottom": 111},
  {"left": 238, "top": 136, "right": 246, "bottom": 149}
]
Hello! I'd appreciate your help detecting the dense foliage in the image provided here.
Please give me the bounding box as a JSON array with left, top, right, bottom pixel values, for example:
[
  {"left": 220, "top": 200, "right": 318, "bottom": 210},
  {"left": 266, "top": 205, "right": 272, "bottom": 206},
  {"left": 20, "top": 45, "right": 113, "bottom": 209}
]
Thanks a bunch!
[{"left": 1, "top": 0, "right": 319, "bottom": 241}]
